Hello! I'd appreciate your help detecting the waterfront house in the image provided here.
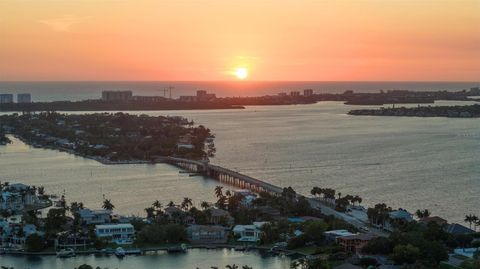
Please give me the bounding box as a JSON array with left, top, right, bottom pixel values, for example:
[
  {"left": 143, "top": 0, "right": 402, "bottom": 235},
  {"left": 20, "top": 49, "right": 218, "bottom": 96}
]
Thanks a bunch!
[
  {"left": 208, "top": 208, "right": 234, "bottom": 225},
  {"left": 233, "top": 221, "right": 268, "bottom": 242},
  {"left": 95, "top": 223, "right": 135, "bottom": 245},
  {"left": 336, "top": 233, "right": 378, "bottom": 254},
  {"left": 324, "top": 230, "right": 356, "bottom": 242},
  {"left": 384, "top": 209, "right": 414, "bottom": 232},
  {"left": 78, "top": 208, "right": 112, "bottom": 225},
  {"left": 186, "top": 225, "right": 228, "bottom": 243},
  {"left": 232, "top": 189, "right": 257, "bottom": 207},
  {"left": 419, "top": 216, "right": 448, "bottom": 226},
  {"left": 446, "top": 223, "right": 475, "bottom": 235}
]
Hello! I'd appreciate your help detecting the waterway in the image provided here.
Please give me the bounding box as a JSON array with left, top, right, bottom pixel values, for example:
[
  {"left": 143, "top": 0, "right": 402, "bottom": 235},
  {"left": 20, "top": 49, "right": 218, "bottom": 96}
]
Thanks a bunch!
[
  {"left": 1, "top": 101, "right": 479, "bottom": 223},
  {"left": 0, "top": 249, "right": 292, "bottom": 269}
]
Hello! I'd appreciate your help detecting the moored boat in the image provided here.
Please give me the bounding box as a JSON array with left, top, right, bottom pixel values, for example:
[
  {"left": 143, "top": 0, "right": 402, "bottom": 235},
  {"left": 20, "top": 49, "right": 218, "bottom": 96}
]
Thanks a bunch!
[{"left": 56, "top": 248, "right": 75, "bottom": 258}]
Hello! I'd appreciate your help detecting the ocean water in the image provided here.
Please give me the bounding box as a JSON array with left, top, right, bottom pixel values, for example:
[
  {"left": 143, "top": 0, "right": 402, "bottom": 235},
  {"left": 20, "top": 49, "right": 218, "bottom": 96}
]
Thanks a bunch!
[
  {"left": 1, "top": 100, "right": 479, "bottom": 225},
  {"left": 0, "top": 81, "right": 478, "bottom": 101}
]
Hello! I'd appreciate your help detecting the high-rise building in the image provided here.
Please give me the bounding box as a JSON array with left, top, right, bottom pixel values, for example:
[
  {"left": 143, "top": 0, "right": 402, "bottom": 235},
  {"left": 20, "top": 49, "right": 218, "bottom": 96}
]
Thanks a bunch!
[
  {"left": 0, "top": 94, "right": 14, "bottom": 104},
  {"left": 17, "top": 93, "right": 32, "bottom": 103},
  {"left": 101, "top": 91, "right": 133, "bottom": 101},
  {"left": 304, "top": 89, "right": 314, "bottom": 96}
]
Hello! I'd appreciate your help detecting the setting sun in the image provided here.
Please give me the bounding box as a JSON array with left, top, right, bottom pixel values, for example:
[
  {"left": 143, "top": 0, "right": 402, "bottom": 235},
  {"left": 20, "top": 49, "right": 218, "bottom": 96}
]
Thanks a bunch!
[{"left": 235, "top": 68, "right": 248, "bottom": 80}]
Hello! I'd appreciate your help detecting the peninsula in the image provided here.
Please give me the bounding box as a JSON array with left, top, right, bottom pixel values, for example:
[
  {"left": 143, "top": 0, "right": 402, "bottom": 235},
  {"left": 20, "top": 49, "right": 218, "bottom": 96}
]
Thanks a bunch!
[
  {"left": 348, "top": 104, "right": 480, "bottom": 118},
  {"left": 0, "top": 112, "right": 215, "bottom": 163}
]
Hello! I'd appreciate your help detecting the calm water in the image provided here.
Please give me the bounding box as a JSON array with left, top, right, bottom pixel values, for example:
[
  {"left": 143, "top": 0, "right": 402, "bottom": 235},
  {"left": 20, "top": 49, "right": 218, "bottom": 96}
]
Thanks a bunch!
[
  {"left": 0, "top": 249, "right": 291, "bottom": 269},
  {"left": 0, "top": 81, "right": 478, "bottom": 101},
  {"left": 1, "top": 100, "right": 479, "bottom": 223}
]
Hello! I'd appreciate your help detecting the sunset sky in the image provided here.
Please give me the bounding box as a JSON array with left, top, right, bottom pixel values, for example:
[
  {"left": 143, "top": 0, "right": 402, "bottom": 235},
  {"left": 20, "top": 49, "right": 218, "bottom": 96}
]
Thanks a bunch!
[{"left": 1, "top": 0, "right": 479, "bottom": 81}]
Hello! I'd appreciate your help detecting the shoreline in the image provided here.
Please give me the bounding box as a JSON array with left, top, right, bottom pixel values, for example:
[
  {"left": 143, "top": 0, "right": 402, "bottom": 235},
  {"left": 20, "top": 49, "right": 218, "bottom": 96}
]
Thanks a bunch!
[{"left": 0, "top": 244, "right": 299, "bottom": 258}]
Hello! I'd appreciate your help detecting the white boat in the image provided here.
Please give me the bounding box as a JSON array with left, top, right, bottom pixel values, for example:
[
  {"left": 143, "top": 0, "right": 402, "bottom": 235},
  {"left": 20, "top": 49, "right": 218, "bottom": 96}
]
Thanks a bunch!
[
  {"left": 115, "top": 247, "right": 126, "bottom": 258},
  {"left": 56, "top": 248, "right": 75, "bottom": 258}
]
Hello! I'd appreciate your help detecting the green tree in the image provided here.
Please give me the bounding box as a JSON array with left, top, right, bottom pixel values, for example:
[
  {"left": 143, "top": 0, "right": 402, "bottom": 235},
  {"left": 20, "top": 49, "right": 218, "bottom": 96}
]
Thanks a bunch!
[
  {"left": 392, "top": 244, "right": 420, "bottom": 265},
  {"left": 25, "top": 234, "right": 44, "bottom": 252},
  {"left": 304, "top": 220, "right": 327, "bottom": 244}
]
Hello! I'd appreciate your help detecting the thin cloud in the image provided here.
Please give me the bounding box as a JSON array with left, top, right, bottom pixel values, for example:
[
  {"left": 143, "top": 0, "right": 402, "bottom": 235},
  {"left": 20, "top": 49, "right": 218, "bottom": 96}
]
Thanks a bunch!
[{"left": 39, "top": 15, "right": 90, "bottom": 32}]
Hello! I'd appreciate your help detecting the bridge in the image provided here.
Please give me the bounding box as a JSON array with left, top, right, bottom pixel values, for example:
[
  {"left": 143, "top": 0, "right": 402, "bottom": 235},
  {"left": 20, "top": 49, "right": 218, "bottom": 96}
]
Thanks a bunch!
[
  {"left": 165, "top": 157, "right": 283, "bottom": 195},
  {"left": 164, "top": 157, "right": 387, "bottom": 234}
]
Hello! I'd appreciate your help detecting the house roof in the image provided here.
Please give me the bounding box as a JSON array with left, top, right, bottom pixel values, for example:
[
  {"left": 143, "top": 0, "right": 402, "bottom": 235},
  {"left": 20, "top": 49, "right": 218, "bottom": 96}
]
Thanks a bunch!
[
  {"left": 420, "top": 216, "right": 448, "bottom": 226},
  {"left": 446, "top": 223, "right": 475, "bottom": 234},
  {"left": 209, "top": 208, "right": 230, "bottom": 217},
  {"left": 333, "top": 263, "right": 363, "bottom": 269},
  {"left": 389, "top": 210, "right": 413, "bottom": 221},
  {"left": 338, "top": 233, "right": 377, "bottom": 241}
]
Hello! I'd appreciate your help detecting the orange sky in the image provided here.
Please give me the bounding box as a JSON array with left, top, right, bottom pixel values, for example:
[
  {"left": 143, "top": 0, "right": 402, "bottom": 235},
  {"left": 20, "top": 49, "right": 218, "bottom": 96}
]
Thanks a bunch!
[{"left": 0, "top": 0, "right": 479, "bottom": 81}]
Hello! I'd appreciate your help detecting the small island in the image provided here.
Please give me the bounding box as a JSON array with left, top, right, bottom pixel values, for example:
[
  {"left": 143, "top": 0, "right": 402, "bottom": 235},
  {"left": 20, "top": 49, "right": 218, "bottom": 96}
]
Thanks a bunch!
[
  {"left": 348, "top": 104, "right": 480, "bottom": 118},
  {"left": 0, "top": 112, "right": 215, "bottom": 163}
]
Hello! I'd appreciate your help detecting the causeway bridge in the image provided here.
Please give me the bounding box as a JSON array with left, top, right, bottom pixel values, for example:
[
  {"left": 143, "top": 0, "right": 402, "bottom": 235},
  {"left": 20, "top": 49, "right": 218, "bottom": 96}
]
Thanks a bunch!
[
  {"left": 165, "top": 157, "right": 283, "bottom": 195},
  {"left": 165, "top": 157, "right": 379, "bottom": 232}
]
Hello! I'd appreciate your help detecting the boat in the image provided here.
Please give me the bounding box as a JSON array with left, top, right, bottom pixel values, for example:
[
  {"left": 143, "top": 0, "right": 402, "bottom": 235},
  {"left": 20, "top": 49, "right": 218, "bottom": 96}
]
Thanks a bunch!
[
  {"left": 234, "top": 246, "right": 246, "bottom": 251},
  {"left": 167, "top": 243, "right": 187, "bottom": 253},
  {"left": 56, "top": 248, "right": 75, "bottom": 258},
  {"left": 115, "top": 247, "right": 126, "bottom": 258}
]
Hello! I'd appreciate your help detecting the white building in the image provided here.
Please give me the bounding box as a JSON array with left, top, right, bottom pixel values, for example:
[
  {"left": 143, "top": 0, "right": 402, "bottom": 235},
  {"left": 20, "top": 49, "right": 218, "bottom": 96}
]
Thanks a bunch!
[
  {"left": 95, "top": 223, "right": 135, "bottom": 245},
  {"left": 78, "top": 208, "right": 111, "bottom": 225},
  {"left": 233, "top": 222, "right": 268, "bottom": 242}
]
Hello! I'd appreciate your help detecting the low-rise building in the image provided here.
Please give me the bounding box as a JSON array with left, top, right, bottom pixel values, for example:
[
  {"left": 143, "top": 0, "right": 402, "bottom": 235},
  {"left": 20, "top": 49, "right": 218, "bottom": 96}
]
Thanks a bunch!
[
  {"left": 95, "top": 223, "right": 135, "bottom": 245},
  {"left": 186, "top": 225, "right": 228, "bottom": 243},
  {"left": 208, "top": 208, "right": 233, "bottom": 225},
  {"left": 233, "top": 222, "right": 268, "bottom": 242},
  {"left": 337, "top": 233, "right": 377, "bottom": 254},
  {"left": 324, "top": 230, "right": 356, "bottom": 242},
  {"left": 101, "top": 90, "right": 132, "bottom": 101},
  {"left": 78, "top": 208, "right": 111, "bottom": 225}
]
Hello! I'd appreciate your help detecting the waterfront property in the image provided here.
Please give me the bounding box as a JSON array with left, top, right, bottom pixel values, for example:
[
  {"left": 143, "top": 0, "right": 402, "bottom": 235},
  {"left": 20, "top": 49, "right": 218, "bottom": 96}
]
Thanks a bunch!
[
  {"left": 336, "top": 233, "right": 378, "bottom": 254},
  {"left": 95, "top": 223, "right": 135, "bottom": 245},
  {"left": 233, "top": 222, "right": 268, "bottom": 242},
  {"left": 186, "top": 225, "right": 228, "bottom": 243},
  {"left": 324, "top": 230, "right": 356, "bottom": 242},
  {"left": 78, "top": 208, "right": 112, "bottom": 225}
]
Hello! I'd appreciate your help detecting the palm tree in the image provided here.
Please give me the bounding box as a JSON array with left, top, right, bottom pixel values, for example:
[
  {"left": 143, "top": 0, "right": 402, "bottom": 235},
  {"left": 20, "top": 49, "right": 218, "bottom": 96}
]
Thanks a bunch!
[
  {"left": 181, "top": 197, "right": 193, "bottom": 211},
  {"left": 167, "top": 200, "right": 175, "bottom": 207},
  {"left": 201, "top": 201, "right": 210, "bottom": 210},
  {"left": 214, "top": 186, "right": 224, "bottom": 198},
  {"left": 102, "top": 199, "right": 114, "bottom": 211},
  {"left": 145, "top": 207, "right": 155, "bottom": 219},
  {"left": 416, "top": 209, "right": 431, "bottom": 219},
  {"left": 472, "top": 215, "right": 479, "bottom": 231},
  {"left": 226, "top": 265, "right": 238, "bottom": 269},
  {"left": 465, "top": 214, "right": 475, "bottom": 229},
  {"left": 153, "top": 200, "right": 162, "bottom": 210}
]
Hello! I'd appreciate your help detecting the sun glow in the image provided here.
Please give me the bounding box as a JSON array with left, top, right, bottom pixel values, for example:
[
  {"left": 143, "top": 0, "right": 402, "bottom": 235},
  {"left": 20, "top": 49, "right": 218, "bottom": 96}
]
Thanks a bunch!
[{"left": 235, "top": 68, "right": 248, "bottom": 80}]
